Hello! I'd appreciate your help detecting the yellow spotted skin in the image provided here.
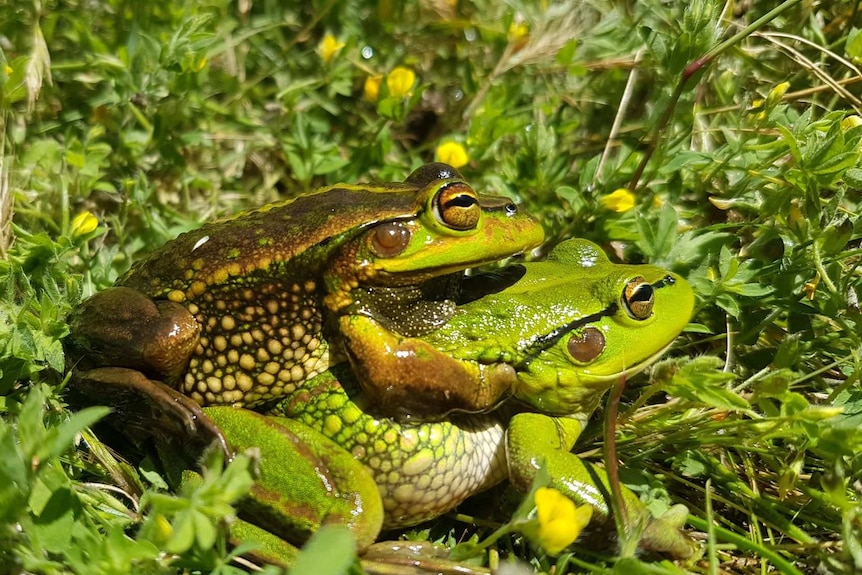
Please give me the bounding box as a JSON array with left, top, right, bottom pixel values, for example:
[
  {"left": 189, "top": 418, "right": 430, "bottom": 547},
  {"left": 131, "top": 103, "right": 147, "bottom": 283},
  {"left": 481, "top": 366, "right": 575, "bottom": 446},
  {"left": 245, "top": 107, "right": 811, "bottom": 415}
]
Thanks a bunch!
[
  {"left": 272, "top": 367, "right": 508, "bottom": 527},
  {"left": 114, "top": 186, "right": 426, "bottom": 407},
  {"left": 177, "top": 279, "right": 330, "bottom": 406}
]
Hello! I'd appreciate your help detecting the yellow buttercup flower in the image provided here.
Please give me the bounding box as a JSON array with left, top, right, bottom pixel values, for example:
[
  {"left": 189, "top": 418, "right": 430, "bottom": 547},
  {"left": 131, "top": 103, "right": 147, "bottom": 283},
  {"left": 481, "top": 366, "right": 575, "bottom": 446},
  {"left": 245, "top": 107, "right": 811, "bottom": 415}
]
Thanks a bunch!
[
  {"left": 71, "top": 211, "right": 99, "bottom": 237},
  {"left": 318, "top": 34, "right": 345, "bottom": 64},
  {"left": 386, "top": 66, "right": 415, "bottom": 98},
  {"left": 3, "top": 65, "right": 11, "bottom": 75},
  {"left": 363, "top": 75, "right": 382, "bottom": 103},
  {"left": 534, "top": 487, "right": 592, "bottom": 555},
  {"left": 435, "top": 141, "right": 469, "bottom": 169},
  {"left": 766, "top": 81, "right": 790, "bottom": 108},
  {"left": 600, "top": 188, "right": 636, "bottom": 212},
  {"left": 803, "top": 274, "right": 820, "bottom": 301},
  {"left": 508, "top": 21, "right": 529, "bottom": 42}
]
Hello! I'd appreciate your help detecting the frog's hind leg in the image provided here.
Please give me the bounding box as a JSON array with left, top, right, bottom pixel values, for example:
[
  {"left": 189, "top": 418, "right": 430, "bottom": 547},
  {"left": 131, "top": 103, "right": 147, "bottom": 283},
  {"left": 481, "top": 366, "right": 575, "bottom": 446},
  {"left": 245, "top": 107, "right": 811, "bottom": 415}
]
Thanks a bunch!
[{"left": 67, "top": 367, "right": 228, "bottom": 457}]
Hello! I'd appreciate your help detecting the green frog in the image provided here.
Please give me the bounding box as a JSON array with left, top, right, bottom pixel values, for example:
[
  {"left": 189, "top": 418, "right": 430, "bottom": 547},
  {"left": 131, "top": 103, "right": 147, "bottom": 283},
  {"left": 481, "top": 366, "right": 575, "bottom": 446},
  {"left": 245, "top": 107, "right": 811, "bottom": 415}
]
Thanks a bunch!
[
  {"left": 64, "top": 163, "right": 543, "bottom": 449},
  {"left": 193, "top": 238, "right": 697, "bottom": 564}
]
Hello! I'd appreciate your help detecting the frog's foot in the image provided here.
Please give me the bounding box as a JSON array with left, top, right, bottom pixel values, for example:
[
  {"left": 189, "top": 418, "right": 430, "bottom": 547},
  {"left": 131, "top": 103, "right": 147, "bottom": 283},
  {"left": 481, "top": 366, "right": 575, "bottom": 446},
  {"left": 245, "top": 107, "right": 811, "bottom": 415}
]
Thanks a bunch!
[
  {"left": 639, "top": 503, "right": 699, "bottom": 559},
  {"left": 67, "top": 367, "right": 229, "bottom": 457},
  {"left": 361, "top": 541, "right": 492, "bottom": 575}
]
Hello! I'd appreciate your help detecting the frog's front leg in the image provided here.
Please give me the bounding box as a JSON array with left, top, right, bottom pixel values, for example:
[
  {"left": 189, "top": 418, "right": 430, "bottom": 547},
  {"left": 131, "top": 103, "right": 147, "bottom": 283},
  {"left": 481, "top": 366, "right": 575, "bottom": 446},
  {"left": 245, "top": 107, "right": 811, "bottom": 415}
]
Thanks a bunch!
[
  {"left": 65, "top": 287, "right": 227, "bottom": 453},
  {"left": 506, "top": 412, "right": 696, "bottom": 559},
  {"left": 66, "top": 286, "right": 200, "bottom": 377},
  {"left": 337, "top": 314, "right": 516, "bottom": 420}
]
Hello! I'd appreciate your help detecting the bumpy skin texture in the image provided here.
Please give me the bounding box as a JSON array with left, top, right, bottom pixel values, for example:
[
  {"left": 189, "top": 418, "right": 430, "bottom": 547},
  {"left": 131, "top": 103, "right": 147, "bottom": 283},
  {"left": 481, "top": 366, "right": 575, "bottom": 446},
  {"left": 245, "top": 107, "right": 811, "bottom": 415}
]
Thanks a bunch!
[
  {"left": 271, "top": 365, "right": 509, "bottom": 528},
  {"left": 215, "top": 239, "right": 698, "bottom": 561},
  {"left": 65, "top": 164, "right": 544, "bottom": 429}
]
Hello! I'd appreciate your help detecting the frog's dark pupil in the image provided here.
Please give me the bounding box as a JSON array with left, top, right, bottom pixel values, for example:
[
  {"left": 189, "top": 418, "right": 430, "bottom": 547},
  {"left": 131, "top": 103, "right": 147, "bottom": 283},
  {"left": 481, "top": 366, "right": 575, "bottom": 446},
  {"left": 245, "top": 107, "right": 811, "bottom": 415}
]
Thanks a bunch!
[
  {"left": 370, "top": 222, "right": 412, "bottom": 257},
  {"left": 567, "top": 327, "right": 605, "bottom": 362},
  {"left": 445, "top": 194, "right": 478, "bottom": 208}
]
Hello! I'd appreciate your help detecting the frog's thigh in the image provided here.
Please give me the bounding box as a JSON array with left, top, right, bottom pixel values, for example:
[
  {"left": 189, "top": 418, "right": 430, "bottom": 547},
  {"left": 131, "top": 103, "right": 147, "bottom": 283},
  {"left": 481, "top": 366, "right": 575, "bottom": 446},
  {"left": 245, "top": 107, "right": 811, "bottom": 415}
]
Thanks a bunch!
[
  {"left": 506, "top": 412, "right": 612, "bottom": 516},
  {"left": 204, "top": 407, "right": 383, "bottom": 550}
]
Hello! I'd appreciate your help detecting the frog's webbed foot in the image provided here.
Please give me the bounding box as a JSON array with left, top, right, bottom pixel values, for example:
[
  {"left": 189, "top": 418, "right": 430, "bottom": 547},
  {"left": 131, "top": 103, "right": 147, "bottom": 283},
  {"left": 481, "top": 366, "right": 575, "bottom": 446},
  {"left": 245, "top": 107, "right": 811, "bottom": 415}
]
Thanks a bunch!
[
  {"left": 507, "top": 413, "right": 697, "bottom": 559},
  {"left": 67, "top": 367, "right": 229, "bottom": 458},
  {"left": 361, "top": 541, "right": 492, "bottom": 575}
]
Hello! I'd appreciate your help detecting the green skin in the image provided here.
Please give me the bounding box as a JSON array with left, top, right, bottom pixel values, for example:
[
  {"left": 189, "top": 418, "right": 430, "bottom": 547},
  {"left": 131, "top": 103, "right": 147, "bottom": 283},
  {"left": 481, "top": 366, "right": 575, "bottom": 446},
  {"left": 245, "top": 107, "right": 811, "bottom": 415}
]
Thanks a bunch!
[
  {"left": 203, "top": 239, "right": 697, "bottom": 564},
  {"left": 64, "top": 163, "right": 543, "bottom": 451}
]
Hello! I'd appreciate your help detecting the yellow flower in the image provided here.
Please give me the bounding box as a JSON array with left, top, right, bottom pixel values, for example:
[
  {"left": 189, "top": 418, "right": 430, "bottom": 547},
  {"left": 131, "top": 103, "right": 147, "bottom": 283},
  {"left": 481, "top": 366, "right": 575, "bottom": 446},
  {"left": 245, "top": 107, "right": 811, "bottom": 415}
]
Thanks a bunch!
[
  {"left": 435, "top": 141, "right": 469, "bottom": 169},
  {"left": 803, "top": 273, "right": 820, "bottom": 300},
  {"left": 363, "top": 75, "right": 382, "bottom": 103},
  {"left": 3, "top": 65, "right": 11, "bottom": 75},
  {"left": 194, "top": 57, "right": 207, "bottom": 72},
  {"left": 386, "top": 66, "right": 415, "bottom": 98},
  {"left": 71, "top": 211, "right": 99, "bottom": 237},
  {"left": 766, "top": 81, "right": 790, "bottom": 108},
  {"left": 599, "top": 188, "right": 635, "bottom": 212},
  {"left": 318, "top": 34, "right": 345, "bottom": 64},
  {"left": 508, "top": 21, "right": 529, "bottom": 42},
  {"left": 534, "top": 487, "right": 592, "bottom": 555}
]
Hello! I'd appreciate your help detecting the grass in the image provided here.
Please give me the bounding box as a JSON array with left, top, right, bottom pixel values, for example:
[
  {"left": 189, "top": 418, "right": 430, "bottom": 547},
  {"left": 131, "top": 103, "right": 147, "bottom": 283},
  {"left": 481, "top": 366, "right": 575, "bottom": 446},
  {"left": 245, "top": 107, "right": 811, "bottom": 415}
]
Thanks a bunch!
[{"left": 1, "top": 0, "right": 862, "bottom": 573}]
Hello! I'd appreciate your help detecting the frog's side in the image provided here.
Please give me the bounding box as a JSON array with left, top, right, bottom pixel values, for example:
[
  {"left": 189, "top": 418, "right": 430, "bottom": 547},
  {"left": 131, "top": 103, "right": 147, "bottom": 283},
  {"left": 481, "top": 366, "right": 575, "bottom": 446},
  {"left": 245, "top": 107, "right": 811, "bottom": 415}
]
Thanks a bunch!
[
  {"left": 204, "top": 239, "right": 697, "bottom": 563},
  {"left": 64, "top": 163, "right": 543, "bottom": 448}
]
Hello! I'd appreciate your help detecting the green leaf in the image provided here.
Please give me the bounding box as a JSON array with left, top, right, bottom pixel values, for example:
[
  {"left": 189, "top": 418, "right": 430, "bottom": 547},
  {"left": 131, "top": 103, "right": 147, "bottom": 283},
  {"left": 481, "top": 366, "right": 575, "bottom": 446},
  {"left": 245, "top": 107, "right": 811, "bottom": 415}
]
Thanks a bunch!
[
  {"left": 166, "top": 510, "right": 196, "bottom": 554},
  {"left": 39, "top": 407, "right": 111, "bottom": 463},
  {"left": 636, "top": 202, "right": 678, "bottom": 259},
  {"left": 842, "top": 167, "right": 862, "bottom": 187},
  {"left": 846, "top": 27, "right": 862, "bottom": 60},
  {"left": 31, "top": 487, "right": 78, "bottom": 554},
  {"left": 289, "top": 525, "right": 357, "bottom": 575},
  {"left": 663, "top": 357, "right": 748, "bottom": 411}
]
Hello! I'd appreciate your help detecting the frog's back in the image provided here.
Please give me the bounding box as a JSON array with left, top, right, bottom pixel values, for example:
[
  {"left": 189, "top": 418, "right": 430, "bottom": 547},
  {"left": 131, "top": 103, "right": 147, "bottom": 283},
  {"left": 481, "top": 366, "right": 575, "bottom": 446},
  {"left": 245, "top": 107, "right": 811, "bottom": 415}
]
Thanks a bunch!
[
  {"left": 114, "top": 184, "right": 421, "bottom": 407},
  {"left": 120, "top": 183, "right": 422, "bottom": 299}
]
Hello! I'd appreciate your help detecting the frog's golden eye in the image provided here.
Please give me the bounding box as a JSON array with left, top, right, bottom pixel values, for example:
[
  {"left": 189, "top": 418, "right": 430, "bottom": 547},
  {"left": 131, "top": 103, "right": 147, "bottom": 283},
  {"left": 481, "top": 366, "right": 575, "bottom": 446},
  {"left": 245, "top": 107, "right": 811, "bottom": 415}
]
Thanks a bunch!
[
  {"left": 567, "top": 327, "right": 605, "bottom": 362},
  {"left": 433, "top": 183, "right": 481, "bottom": 231},
  {"left": 622, "top": 277, "right": 654, "bottom": 320},
  {"left": 370, "top": 222, "right": 412, "bottom": 257}
]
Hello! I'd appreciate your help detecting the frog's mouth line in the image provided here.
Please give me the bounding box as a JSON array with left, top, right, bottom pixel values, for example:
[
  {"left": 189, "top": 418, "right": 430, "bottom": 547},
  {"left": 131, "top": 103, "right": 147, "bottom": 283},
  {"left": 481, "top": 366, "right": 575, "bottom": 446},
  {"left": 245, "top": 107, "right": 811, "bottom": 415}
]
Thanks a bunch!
[{"left": 516, "top": 274, "right": 679, "bottom": 366}]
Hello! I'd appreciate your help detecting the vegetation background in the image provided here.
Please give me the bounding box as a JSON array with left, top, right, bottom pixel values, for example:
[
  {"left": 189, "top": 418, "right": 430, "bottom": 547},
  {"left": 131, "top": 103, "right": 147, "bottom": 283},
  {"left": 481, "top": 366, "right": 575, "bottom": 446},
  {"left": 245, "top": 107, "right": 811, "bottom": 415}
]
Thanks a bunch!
[{"left": 1, "top": 0, "right": 861, "bottom": 573}]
